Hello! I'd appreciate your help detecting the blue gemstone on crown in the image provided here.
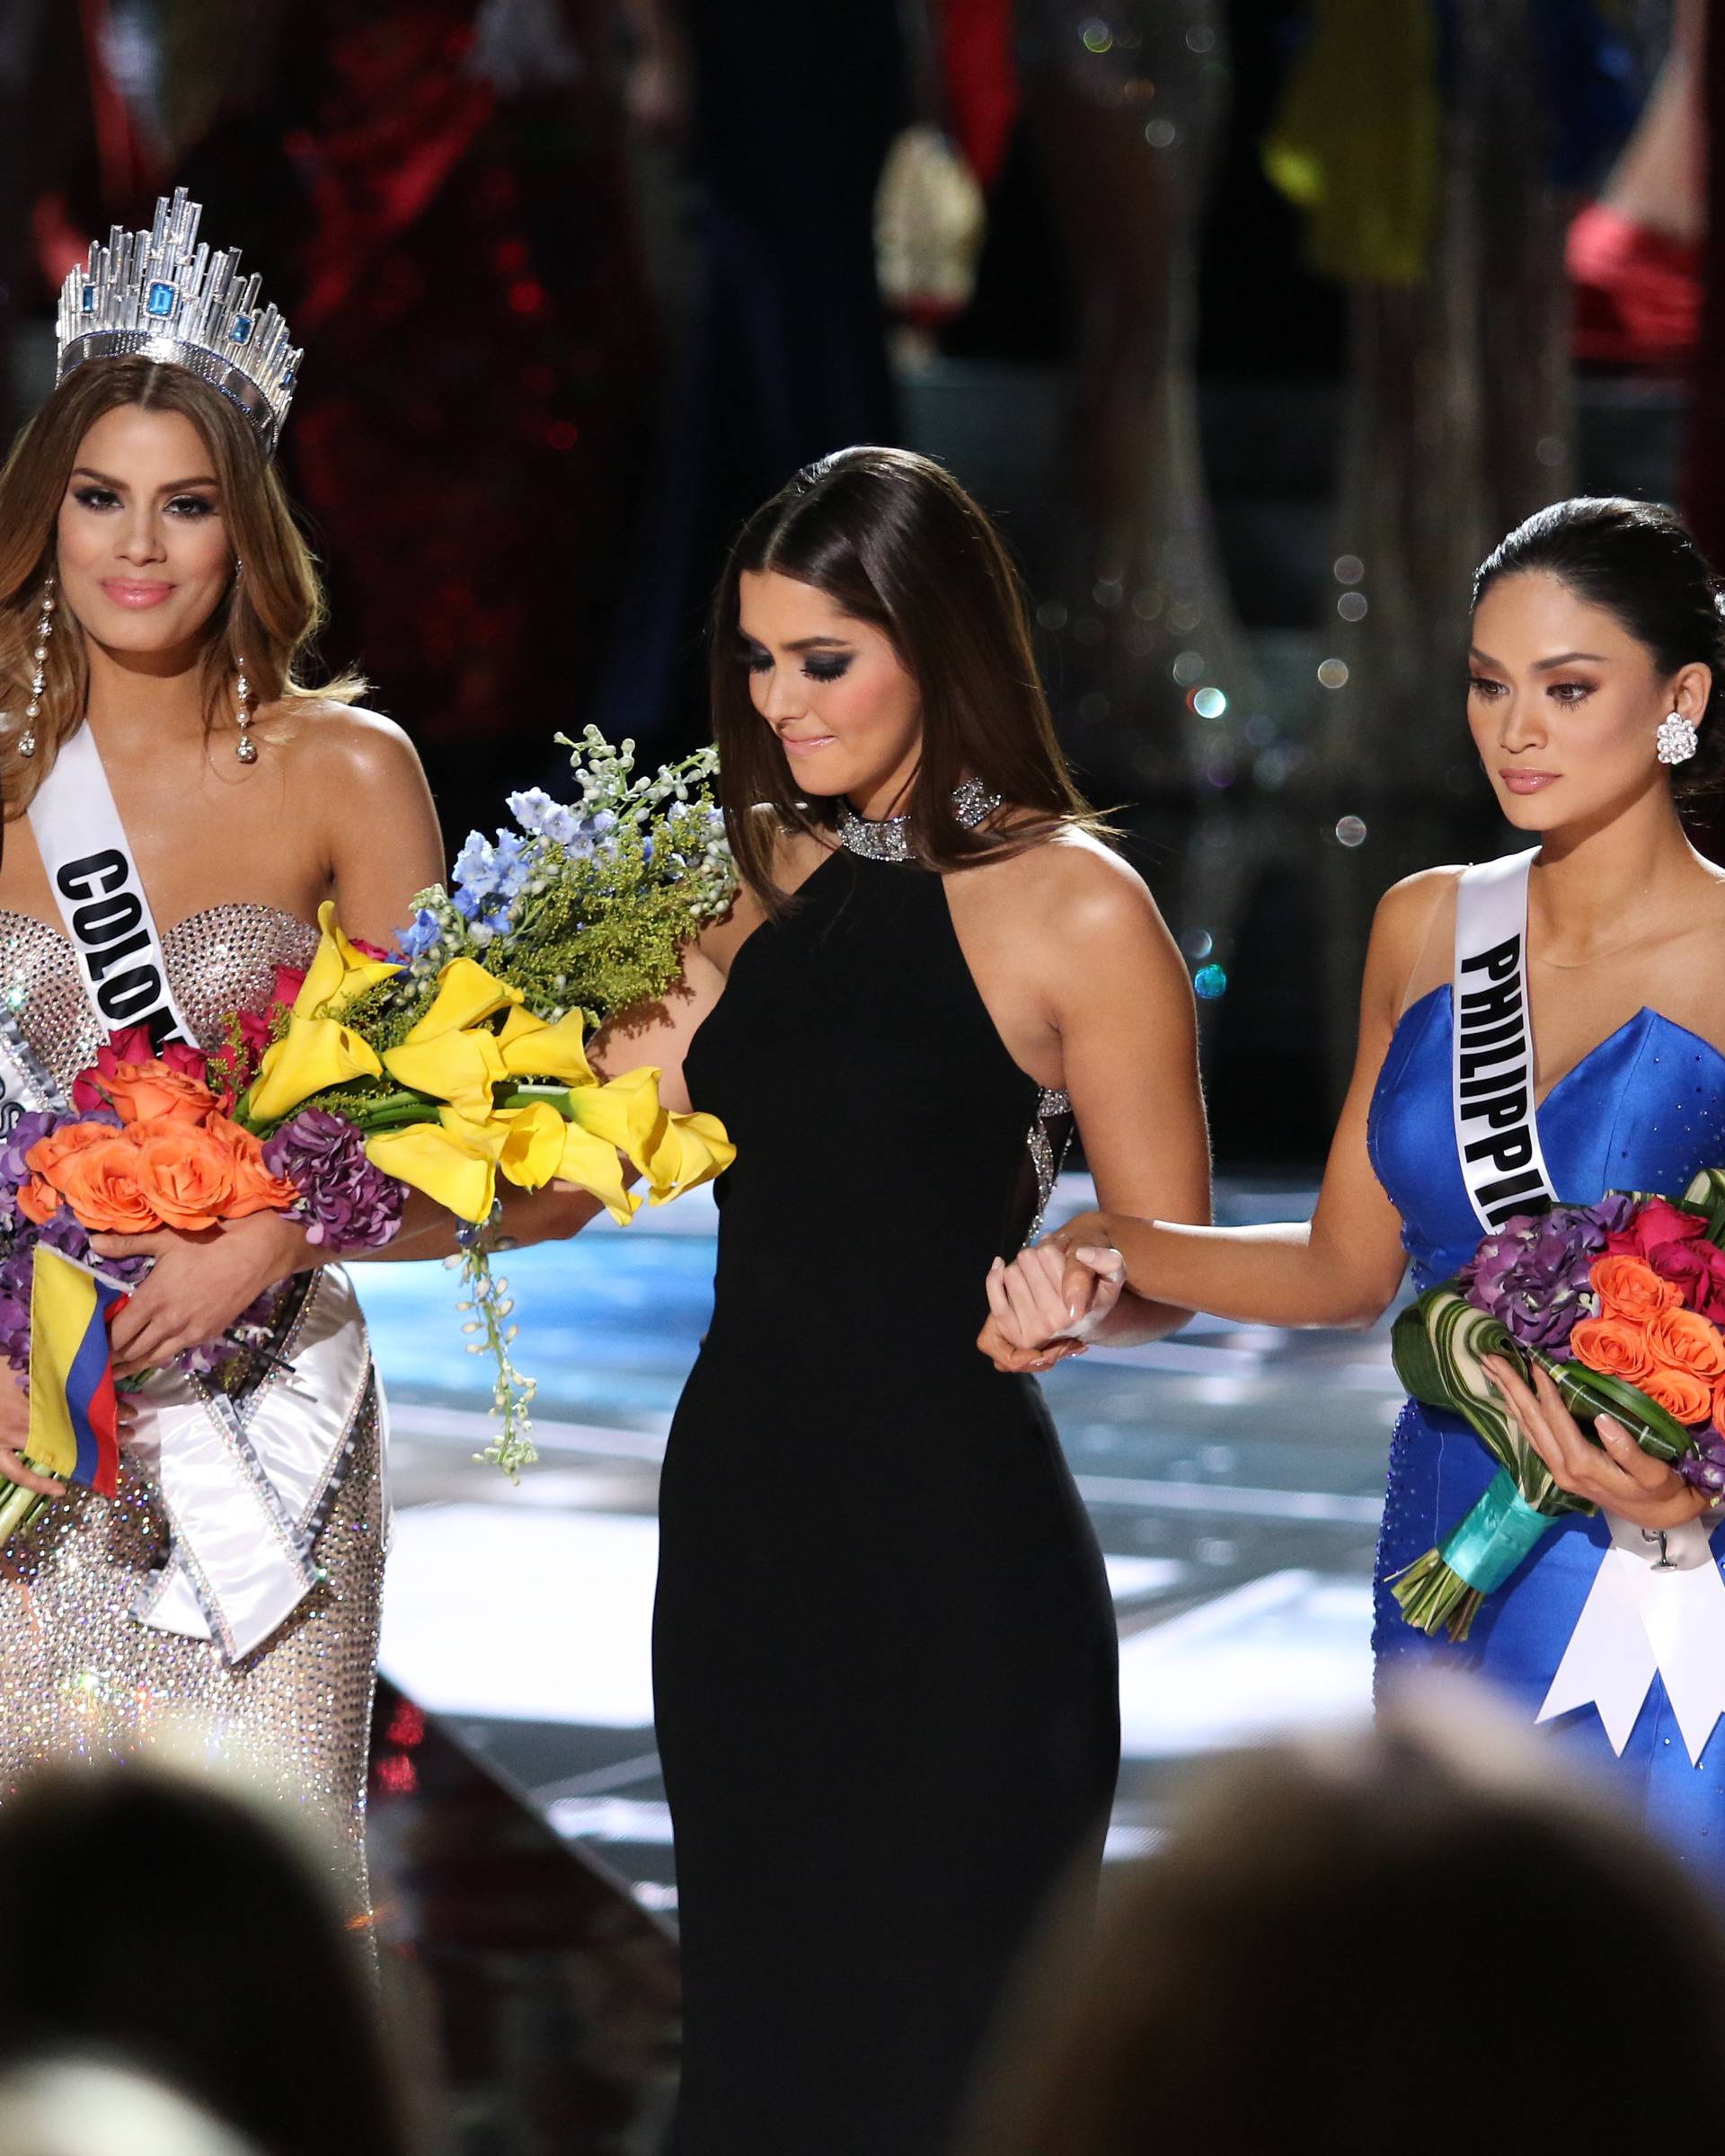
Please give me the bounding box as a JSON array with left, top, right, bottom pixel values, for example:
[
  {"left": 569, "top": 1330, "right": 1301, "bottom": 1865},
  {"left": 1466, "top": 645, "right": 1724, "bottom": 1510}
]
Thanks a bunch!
[
  {"left": 280, "top": 368, "right": 295, "bottom": 387},
  {"left": 231, "top": 314, "right": 252, "bottom": 344},
  {"left": 80, "top": 286, "right": 95, "bottom": 314},
  {"left": 146, "top": 281, "right": 177, "bottom": 318}
]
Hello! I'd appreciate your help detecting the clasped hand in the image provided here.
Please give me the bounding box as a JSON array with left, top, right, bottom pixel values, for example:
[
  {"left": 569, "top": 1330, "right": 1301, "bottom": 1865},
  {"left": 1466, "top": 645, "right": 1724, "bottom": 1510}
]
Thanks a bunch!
[
  {"left": 1480, "top": 1352, "right": 1715, "bottom": 1533},
  {"left": 90, "top": 1210, "right": 316, "bottom": 1380},
  {"left": 0, "top": 1210, "right": 319, "bottom": 1498},
  {"left": 978, "top": 1209, "right": 1127, "bottom": 1373}
]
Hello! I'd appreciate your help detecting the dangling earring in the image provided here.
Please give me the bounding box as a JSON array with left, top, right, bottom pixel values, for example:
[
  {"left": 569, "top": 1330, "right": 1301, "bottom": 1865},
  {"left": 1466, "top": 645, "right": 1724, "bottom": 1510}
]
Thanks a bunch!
[
  {"left": 19, "top": 572, "right": 54, "bottom": 758},
  {"left": 234, "top": 655, "right": 257, "bottom": 764},
  {"left": 1657, "top": 710, "right": 1699, "bottom": 765},
  {"left": 230, "top": 559, "right": 258, "bottom": 764}
]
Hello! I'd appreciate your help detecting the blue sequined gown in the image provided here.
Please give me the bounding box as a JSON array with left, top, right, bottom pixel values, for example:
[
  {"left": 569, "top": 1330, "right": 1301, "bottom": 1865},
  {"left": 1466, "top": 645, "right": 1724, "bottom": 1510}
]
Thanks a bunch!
[{"left": 1369, "top": 986, "right": 1725, "bottom": 1882}]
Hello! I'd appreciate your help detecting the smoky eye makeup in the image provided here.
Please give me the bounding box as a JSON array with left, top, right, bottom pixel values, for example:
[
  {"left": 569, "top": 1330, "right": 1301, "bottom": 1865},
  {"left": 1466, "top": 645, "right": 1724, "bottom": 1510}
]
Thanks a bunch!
[{"left": 801, "top": 651, "right": 854, "bottom": 683}]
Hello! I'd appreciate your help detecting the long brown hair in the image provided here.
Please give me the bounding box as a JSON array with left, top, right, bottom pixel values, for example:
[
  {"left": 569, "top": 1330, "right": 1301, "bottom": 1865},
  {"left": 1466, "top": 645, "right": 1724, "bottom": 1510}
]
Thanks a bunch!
[
  {"left": 708, "top": 446, "right": 1101, "bottom": 904},
  {"left": 0, "top": 356, "right": 362, "bottom": 815}
]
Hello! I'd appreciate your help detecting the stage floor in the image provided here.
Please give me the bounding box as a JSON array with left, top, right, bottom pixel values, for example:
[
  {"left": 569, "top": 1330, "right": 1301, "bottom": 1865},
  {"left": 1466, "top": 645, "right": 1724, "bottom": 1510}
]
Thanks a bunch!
[{"left": 361, "top": 1176, "right": 1393, "bottom": 1912}]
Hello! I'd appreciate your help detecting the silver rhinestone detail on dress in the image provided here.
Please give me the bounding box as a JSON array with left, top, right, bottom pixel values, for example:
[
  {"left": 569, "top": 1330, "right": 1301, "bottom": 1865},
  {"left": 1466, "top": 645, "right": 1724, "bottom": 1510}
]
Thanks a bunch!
[
  {"left": 0, "top": 900, "right": 375, "bottom": 1914},
  {"left": 0, "top": 904, "right": 316, "bottom": 1098},
  {"left": 836, "top": 776, "right": 1002, "bottom": 862},
  {"left": 1025, "top": 1087, "right": 1074, "bottom": 1242}
]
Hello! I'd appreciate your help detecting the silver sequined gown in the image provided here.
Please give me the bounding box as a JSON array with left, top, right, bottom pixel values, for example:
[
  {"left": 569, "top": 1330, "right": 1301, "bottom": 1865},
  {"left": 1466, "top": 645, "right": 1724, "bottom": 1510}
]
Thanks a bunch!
[{"left": 0, "top": 905, "right": 385, "bottom": 1909}]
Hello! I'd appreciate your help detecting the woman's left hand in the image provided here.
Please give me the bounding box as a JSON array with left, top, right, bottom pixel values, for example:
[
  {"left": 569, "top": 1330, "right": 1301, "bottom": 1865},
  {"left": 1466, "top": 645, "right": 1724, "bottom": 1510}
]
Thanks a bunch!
[
  {"left": 1481, "top": 1353, "right": 1716, "bottom": 1533},
  {"left": 978, "top": 1238, "right": 1127, "bottom": 1372},
  {"left": 90, "top": 1212, "right": 316, "bottom": 1379}
]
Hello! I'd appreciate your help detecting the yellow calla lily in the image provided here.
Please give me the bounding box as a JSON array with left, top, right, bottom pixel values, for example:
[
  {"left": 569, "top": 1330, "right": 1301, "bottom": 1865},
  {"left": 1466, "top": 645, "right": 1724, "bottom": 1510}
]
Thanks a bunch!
[
  {"left": 554, "top": 1118, "right": 642, "bottom": 1225},
  {"left": 405, "top": 957, "right": 522, "bottom": 1044},
  {"left": 642, "top": 1109, "right": 736, "bottom": 1204},
  {"left": 494, "top": 1101, "right": 571, "bottom": 1190},
  {"left": 248, "top": 1015, "right": 385, "bottom": 1126},
  {"left": 565, "top": 1065, "right": 666, "bottom": 1168},
  {"left": 496, "top": 1006, "right": 599, "bottom": 1089},
  {"left": 382, "top": 1026, "right": 509, "bottom": 1124},
  {"left": 364, "top": 1111, "right": 506, "bottom": 1224},
  {"left": 295, "top": 901, "right": 402, "bottom": 1020}
]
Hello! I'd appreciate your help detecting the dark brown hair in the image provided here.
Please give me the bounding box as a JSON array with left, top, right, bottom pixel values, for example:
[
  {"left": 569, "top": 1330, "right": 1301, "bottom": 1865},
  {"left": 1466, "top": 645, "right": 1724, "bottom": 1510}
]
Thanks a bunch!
[
  {"left": 707, "top": 446, "right": 1099, "bottom": 904},
  {"left": 0, "top": 355, "right": 361, "bottom": 814},
  {"left": 960, "top": 1689, "right": 1725, "bottom": 2154},
  {"left": 1474, "top": 495, "right": 1725, "bottom": 800}
]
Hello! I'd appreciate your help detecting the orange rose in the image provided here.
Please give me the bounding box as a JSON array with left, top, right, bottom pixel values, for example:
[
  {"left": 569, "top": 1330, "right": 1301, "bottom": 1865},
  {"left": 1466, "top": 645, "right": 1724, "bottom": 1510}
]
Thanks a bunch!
[
  {"left": 23, "top": 1119, "right": 138, "bottom": 1225},
  {"left": 207, "top": 1115, "right": 297, "bottom": 1218},
  {"left": 1637, "top": 1363, "right": 1715, "bottom": 1426},
  {"left": 15, "top": 1173, "right": 58, "bottom": 1225},
  {"left": 52, "top": 1136, "right": 162, "bottom": 1233},
  {"left": 128, "top": 1118, "right": 239, "bottom": 1231},
  {"left": 1590, "top": 1254, "right": 1682, "bottom": 1324},
  {"left": 1570, "top": 1314, "right": 1659, "bottom": 1386},
  {"left": 98, "top": 1057, "right": 217, "bottom": 1128},
  {"left": 1643, "top": 1304, "right": 1725, "bottom": 1383},
  {"left": 1713, "top": 1371, "right": 1725, "bottom": 1437}
]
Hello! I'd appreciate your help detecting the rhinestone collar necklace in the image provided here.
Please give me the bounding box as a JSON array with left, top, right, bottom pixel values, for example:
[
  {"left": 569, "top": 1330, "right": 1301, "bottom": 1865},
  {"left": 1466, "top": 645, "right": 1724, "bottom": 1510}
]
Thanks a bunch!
[{"left": 836, "top": 775, "right": 1002, "bottom": 862}]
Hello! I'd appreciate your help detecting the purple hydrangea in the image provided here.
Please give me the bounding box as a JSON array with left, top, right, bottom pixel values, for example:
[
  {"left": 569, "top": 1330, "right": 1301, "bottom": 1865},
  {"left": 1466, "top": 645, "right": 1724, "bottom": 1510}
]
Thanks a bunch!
[
  {"left": 1460, "top": 1204, "right": 1612, "bottom": 1352},
  {"left": 1681, "top": 1427, "right": 1725, "bottom": 1496},
  {"left": 1579, "top": 1192, "right": 1640, "bottom": 1239},
  {"left": 262, "top": 1109, "right": 404, "bottom": 1251}
]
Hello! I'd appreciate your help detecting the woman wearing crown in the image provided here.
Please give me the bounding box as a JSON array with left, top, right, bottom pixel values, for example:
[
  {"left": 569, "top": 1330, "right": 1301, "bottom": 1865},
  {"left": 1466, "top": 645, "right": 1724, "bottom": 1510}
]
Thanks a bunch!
[{"left": 0, "top": 192, "right": 445, "bottom": 1904}]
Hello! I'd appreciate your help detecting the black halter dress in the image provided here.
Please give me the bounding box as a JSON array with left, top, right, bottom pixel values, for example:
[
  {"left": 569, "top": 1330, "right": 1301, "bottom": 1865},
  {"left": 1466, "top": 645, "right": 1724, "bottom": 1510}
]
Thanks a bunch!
[{"left": 654, "top": 810, "right": 1121, "bottom": 2154}]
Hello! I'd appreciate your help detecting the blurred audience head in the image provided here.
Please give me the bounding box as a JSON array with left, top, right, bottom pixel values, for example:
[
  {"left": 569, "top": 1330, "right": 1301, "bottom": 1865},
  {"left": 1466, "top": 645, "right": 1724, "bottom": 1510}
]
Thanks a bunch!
[
  {"left": 0, "top": 2055, "right": 259, "bottom": 2156},
  {"left": 960, "top": 1679, "right": 1725, "bottom": 2155},
  {"left": 709, "top": 444, "right": 1093, "bottom": 899},
  {"left": 0, "top": 1763, "right": 415, "bottom": 2156}
]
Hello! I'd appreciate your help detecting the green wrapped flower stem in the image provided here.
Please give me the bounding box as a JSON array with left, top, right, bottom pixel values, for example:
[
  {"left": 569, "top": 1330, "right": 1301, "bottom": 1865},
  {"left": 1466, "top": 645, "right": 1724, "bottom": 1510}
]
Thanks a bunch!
[
  {"left": 1391, "top": 1468, "right": 1554, "bottom": 1641},
  {"left": 1386, "top": 1274, "right": 1699, "bottom": 1641}
]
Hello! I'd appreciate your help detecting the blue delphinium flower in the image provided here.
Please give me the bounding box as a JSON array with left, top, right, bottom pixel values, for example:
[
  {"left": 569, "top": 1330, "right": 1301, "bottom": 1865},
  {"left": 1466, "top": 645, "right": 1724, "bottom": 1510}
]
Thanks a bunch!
[
  {"left": 490, "top": 830, "right": 535, "bottom": 897},
  {"left": 452, "top": 830, "right": 497, "bottom": 897},
  {"left": 396, "top": 907, "right": 444, "bottom": 961}
]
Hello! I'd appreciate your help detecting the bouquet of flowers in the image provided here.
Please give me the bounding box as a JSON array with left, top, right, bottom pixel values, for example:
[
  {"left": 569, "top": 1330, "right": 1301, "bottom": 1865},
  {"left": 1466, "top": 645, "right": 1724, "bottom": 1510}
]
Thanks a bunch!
[
  {"left": 0, "top": 729, "right": 739, "bottom": 1523},
  {"left": 1390, "top": 1173, "right": 1725, "bottom": 1641}
]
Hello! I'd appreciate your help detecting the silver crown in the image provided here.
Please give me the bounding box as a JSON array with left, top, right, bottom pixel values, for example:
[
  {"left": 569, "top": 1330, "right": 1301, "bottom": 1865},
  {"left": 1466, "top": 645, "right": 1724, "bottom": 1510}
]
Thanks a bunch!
[{"left": 55, "top": 189, "right": 301, "bottom": 453}]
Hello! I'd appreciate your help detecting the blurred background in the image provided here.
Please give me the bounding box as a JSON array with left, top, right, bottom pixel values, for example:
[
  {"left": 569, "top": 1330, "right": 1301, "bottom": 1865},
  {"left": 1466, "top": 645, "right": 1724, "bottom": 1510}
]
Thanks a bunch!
[
  {"left": 5, "top": 4, "right": 1723, "bottom": 2148},
  {"left": 9, "top": 0, "right": 1715, "bottom": 1159}
]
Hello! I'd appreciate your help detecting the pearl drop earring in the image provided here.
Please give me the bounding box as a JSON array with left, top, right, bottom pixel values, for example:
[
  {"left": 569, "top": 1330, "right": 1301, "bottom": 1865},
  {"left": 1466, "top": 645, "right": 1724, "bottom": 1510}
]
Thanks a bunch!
[
  {"left": 1657, "top": 710, "right": 1699, "bottom": 766},
  {"left": 18, "top": 572, "right": 54, "bottom": 758}
]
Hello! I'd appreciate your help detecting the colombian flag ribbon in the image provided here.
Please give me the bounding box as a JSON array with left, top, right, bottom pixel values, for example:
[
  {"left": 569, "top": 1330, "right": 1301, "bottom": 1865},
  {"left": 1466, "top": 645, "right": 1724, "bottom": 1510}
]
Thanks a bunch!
[{"left": 28, "top": 1247, "right": 122, "bottom": 1497}]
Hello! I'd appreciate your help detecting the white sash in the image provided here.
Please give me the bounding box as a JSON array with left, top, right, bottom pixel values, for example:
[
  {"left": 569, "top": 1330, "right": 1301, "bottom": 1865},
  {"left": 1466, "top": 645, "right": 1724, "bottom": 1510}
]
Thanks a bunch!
[
  {"left": 124, "top": 1269, "right": 376, "bottom": 1663},
  {"left": 27, "top": 723, "right": 193, "bottom": 1047},
  {"left": 1451, "top": 850, "right": 1558, "bottom": 1231},
  {"left": 22, "top": 721, "right": 376, "bottom": 1662},
  {"left": 0, "top": 1012, "right": 65, "bottom": 1133},
  {"left": 1536, "top": 1514, "right": 1725, "bottom": 1764}
]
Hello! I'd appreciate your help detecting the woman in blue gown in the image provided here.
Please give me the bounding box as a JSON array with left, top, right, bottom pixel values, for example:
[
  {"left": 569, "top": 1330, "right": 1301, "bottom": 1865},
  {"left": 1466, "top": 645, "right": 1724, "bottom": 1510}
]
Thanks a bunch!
[{"left": 986, "top": 495, "right": 1725, "bottom": 1885}]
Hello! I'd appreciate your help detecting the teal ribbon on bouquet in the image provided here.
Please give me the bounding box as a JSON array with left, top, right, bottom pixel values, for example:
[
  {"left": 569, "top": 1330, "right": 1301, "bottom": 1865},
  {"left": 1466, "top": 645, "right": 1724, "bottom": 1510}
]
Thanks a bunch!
[{"left": 1438, "top": 1467, "right": 1555, "bottom": 1595}]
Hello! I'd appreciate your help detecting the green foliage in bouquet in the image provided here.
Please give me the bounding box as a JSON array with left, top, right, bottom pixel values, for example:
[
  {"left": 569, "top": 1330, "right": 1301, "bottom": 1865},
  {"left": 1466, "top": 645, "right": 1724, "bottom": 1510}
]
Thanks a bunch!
[
  {"left": 393, "top": 729, "right": 737, "bottom": 1031},
  {"left": 1388, "top": 1178, "right": 1723, "bottom": 1642}
]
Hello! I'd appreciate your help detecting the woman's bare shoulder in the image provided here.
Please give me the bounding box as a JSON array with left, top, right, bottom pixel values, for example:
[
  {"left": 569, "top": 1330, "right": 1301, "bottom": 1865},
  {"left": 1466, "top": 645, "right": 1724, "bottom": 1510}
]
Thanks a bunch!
[
  {"left": 977, "top": 821, "right": 1167, "bottom": 942},
  {"left": 259, "top": 697, "right": 420, "bottom": 776},
  {"left": 696, "top": 816, "right": 831, "bottom": 974},
  {"left": 1370, "top": 864, "right": 1464, "bottom": 966}
]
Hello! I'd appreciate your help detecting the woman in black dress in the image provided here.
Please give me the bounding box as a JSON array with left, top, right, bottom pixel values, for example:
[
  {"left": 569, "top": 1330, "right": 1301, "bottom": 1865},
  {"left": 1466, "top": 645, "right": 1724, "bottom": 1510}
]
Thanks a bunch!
[{"left": 597, "top": 446, "right": 1210, "bottom": 2154}]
